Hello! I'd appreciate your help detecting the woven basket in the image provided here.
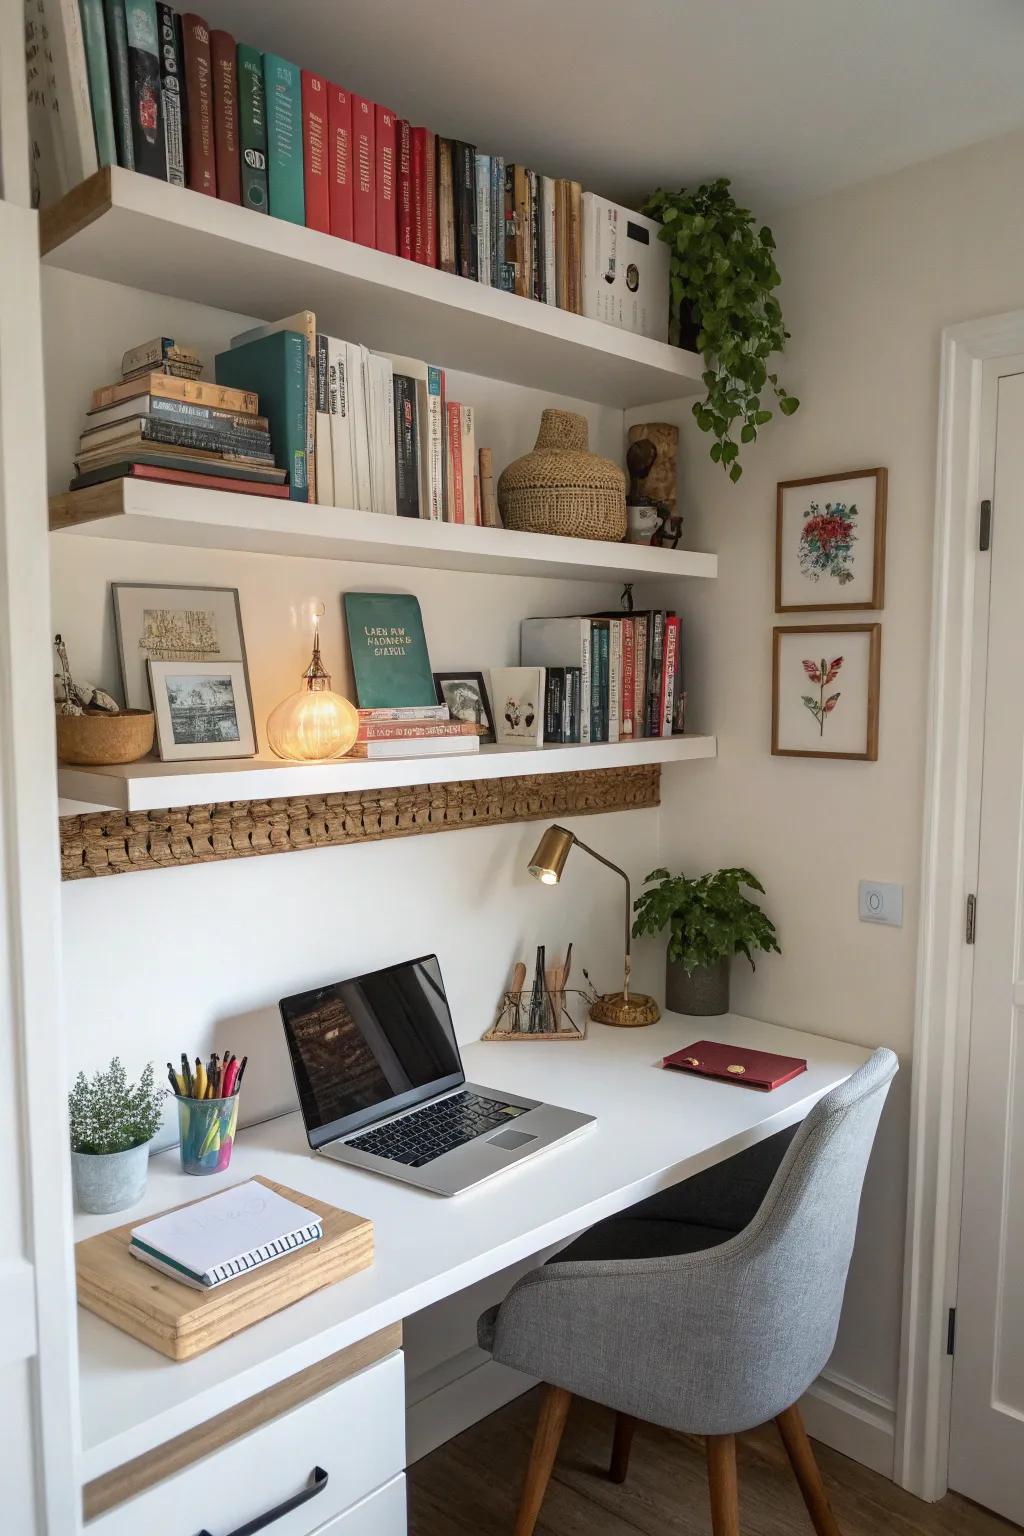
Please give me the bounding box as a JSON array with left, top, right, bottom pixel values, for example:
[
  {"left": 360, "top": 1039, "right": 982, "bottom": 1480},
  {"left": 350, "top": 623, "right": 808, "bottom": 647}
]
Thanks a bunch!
[
  {"left": 497, "top": 409, "right": 626, "bottom": 542},
  {"left": 56, "top": 708, "right": 154, "bottom": 765}
]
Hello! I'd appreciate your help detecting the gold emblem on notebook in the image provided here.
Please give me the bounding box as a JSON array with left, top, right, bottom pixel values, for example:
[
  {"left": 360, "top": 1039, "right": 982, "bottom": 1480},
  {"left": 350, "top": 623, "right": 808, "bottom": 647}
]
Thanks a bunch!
[
  {"left": 685, "top": 1057, "right": 701, "bottom": 1067},
  {"left": 727, "top": 1064, "right": 747, "bottom": 1076}
]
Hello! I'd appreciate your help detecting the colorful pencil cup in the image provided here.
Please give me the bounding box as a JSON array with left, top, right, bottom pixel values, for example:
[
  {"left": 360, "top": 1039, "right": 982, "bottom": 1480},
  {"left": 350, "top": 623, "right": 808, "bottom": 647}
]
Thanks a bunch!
[{"left": 176, "top": 1093, "right": 239, "bottom": 1176}]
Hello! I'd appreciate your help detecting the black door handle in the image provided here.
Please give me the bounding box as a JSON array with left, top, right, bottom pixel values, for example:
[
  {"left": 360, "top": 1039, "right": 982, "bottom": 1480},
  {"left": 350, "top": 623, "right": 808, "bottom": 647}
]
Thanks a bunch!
[{"left": 196, "top": 1466, "right": 329, "bottom": 1536}]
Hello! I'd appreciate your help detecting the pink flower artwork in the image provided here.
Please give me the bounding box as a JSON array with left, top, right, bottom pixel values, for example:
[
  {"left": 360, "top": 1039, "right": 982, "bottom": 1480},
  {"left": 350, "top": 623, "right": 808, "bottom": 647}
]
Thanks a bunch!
[{"left": 802, "top": 655, "right": 844, "bottom": 736}]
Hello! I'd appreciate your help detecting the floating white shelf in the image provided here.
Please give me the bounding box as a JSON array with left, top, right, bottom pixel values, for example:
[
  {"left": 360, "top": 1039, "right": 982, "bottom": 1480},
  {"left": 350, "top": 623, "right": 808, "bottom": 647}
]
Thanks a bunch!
[
  {"left": 40, "top": 168, "right": 703, "bottom": 408},
  {"left": 57, "top": 735, "right": 717, "bottom": 814},
  {"left": 49, "top": 477, "right": 718, "bottom": 583}
]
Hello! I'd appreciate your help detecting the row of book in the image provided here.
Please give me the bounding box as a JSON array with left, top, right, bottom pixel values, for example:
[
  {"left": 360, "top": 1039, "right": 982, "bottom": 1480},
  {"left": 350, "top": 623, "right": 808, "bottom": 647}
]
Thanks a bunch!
[{"left": 522, "top": 611, "right": 685, "bottom": 745}]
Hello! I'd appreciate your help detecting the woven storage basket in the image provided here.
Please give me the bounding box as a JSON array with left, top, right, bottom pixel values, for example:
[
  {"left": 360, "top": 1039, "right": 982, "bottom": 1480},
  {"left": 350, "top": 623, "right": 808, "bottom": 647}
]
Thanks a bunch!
[{"left": 497, "top": 409, "right": 626, "bottom": 542}]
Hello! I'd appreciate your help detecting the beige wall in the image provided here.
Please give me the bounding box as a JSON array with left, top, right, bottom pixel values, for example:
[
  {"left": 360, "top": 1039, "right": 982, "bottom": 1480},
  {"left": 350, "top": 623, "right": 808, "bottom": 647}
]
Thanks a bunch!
[{"left": 647, "top": 125, "right": 1024, "bottom": 1406}]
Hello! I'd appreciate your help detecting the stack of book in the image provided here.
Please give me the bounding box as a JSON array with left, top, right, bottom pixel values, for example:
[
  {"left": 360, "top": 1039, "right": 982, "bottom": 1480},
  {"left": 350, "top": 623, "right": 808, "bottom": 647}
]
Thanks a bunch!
[
  {"left": 72, "top": 338, "right": 287, "bottom": 496},
  {"left": 522, "top": 610, "right": 685, "bottom": 746},
  {"left": 349, "top": 705, "right": 481, "bottom": 760}
]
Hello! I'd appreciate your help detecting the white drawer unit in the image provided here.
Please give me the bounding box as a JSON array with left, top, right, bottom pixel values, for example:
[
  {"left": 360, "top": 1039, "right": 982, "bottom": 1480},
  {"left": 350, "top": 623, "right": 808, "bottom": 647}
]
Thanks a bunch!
[
  {"left": 88, "top": 1351, "right": 404, "bottom": 1536},
  {"left": 311, "top": 1475, "right": 407, "bottom": 1536}
]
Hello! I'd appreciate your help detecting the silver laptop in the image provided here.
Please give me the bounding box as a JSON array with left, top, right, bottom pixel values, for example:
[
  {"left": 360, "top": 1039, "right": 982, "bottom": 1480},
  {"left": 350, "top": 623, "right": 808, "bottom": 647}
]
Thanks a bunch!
[{"left": 279, "top": 954, "right": 594, "bottom": 1196}]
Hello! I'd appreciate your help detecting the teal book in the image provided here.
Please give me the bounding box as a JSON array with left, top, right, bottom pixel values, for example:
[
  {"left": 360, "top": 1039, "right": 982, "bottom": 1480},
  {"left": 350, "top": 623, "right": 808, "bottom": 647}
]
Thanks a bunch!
[
  {"left": 238, "top": 44, "right": 268, "bottom": 213},
  {"left": 79, "top": 0, "right": 116, "bottom": 165},
  {"left": 262, "top": 53, "right": 304, "bottom": 225},
  {"left": 104, "top": 0, "right": 134, "bottom": 169},
  {"left": 343, "top": 594, "right": 436, "bottom": 708},
  {"left": 215, "top": 332, "right": 308, "bottom": 501}
]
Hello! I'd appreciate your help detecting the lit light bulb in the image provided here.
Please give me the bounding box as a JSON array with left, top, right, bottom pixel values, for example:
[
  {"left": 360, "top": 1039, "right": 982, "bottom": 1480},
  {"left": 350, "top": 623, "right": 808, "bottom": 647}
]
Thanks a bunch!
[{"left": 266, "top": 617, "right": 359, "bottom": 762}]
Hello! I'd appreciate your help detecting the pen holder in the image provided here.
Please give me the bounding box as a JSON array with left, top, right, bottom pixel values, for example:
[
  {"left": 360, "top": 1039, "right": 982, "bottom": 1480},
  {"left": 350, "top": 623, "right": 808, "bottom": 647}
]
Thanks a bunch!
[{"left": 176, "top": 1094, "right": 239, "bottom": 1176}]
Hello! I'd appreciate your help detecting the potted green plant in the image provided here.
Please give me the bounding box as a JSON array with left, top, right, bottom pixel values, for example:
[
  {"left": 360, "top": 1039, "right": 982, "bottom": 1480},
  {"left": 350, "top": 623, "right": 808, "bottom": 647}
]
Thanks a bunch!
[
  {"left": 68, "top": 1058, "right": 165, "bottom": 1214},
  {"left": 632, "top": 866, "right": 781, "bottom": 1016},
  {"left": 642, "top": 178, "right": 799, "bottom": 482}
]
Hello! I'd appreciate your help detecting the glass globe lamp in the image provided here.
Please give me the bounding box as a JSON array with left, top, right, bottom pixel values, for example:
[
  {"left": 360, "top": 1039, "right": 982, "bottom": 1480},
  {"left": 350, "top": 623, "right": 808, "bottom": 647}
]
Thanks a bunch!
[{"left": 266, "top": 622, "right": 359, "bottom": 762}]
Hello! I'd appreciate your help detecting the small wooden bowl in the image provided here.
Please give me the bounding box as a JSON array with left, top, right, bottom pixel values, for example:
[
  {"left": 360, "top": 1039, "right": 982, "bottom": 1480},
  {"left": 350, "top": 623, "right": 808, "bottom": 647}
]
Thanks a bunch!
[{"left": 56, "top": 708, "right": 155, "bottom": 766}]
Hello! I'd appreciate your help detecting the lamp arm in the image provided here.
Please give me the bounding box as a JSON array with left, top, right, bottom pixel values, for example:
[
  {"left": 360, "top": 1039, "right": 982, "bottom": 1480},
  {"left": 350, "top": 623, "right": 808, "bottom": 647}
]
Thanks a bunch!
[{"left": 571, "top": 834, "right": 633, "bottom": 999}]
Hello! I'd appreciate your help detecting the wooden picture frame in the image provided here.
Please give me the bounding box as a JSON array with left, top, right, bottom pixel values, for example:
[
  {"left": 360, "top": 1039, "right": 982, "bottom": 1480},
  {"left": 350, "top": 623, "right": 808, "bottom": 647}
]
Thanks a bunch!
[
  {"left": 775, "top": 467, "right": 887, "bottom": 612},
  {"left": 772, "top": 623, "right": 881, "bottom": 761}
]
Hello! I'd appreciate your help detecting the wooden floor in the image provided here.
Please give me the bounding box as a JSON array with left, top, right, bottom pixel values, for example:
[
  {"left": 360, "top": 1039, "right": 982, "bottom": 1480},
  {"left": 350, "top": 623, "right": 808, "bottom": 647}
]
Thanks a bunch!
[{"left": 408, "top": 1388, "right": 1019, "bottom": 1536}]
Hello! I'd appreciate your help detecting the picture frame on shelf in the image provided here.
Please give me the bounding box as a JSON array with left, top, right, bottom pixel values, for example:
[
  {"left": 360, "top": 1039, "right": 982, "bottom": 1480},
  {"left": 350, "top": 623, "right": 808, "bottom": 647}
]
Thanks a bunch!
[
  {"left": 147, "top": 660, "right": 257, "bottom": 761},
  {"left": 112, "top": 582, "right": 253, "bottom": 714},
  {"left": 775, "top": 468, "right": 887, "bottom": 612},
  {"left": 489, "top": 667, "right": 546, "bottom": 748},
  {"left": 771, "top": 623, "right": 881, "bottom": 761},
  {"left": 433, "top": 671, "right": 496, "bottom": 744}
]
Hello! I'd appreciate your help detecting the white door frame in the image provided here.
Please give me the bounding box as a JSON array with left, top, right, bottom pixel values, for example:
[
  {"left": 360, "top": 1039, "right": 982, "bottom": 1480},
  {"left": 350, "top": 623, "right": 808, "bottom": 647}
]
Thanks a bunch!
[{"left": 895, "top": 309, "right": 1024, "bottom": 1500}]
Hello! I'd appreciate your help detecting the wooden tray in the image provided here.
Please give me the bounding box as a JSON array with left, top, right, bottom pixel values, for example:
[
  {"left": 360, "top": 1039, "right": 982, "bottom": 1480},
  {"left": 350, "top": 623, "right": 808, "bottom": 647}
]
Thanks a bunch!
[{"left": 75, "top": 1175, "right": 373, "bottom": 1361}]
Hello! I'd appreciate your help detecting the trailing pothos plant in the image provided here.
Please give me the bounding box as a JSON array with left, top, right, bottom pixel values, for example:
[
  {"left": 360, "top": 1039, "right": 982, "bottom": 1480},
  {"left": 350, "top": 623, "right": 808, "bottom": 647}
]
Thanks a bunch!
[
  {"left": 642, "top": 178, "right": 799, "bottom": 481},
  {"left": 632, "top": 866, "right": 781, "bottom": 975}
]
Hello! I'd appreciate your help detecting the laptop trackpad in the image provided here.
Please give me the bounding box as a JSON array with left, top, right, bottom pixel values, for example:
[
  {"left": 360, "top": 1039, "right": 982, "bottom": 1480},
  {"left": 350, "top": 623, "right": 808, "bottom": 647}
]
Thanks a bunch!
[{"left": 488, "top": 1128, "right": 537, "bottom": 1152}]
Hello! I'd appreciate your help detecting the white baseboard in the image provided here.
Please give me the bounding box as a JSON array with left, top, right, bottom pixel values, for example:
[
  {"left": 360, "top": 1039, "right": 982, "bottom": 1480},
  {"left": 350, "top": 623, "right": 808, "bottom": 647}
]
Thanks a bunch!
[{"left": 406, "top": 1356, "right": 896, "bottom": 1479}]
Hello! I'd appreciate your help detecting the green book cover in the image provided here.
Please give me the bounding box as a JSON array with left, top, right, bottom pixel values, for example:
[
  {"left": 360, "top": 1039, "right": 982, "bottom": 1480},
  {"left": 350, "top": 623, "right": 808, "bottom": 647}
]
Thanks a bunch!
[
  {"left": 343, "top": 594, "right": 436, "bottom": 708},
  {"left": 262, "top": 52, "right": 304, "bottom": 225},
  {"left": 104, "top": 0, "right": 134, "bottom": 169},
  {"left": 79, "top": 0, "right": 116, "bottom": 165},
  {"left": 238, "top": 43, "right": 268, "bottom": 213},
  {"left": 215, "top": 331, "right": 308, "bottom": 501}
]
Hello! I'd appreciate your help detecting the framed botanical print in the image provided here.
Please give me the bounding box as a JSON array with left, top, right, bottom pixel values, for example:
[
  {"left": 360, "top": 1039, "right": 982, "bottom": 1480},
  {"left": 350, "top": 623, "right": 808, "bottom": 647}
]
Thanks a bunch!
[
  {"left": 147, "top": 660, "right": 257, "bottom": 761},
  {"left": 775, "top": 468, "right": 887, "bottom": 611},
  {"left": 772, "top": 624, "right": 881, "bottom": 761},
  {"left": 112, "top": 583, "right": 253, "bottom": 714}
]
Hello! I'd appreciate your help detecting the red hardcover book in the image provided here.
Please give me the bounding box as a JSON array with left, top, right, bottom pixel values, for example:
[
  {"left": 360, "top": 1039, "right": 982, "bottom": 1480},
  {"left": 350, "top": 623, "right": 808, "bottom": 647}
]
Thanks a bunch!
[
  {"left": 663, "top": 1040, "right": 807, "bottom": 1092},
  {"left": 660, "top": 614, "right": 680, "bottom": 736},
  {"left": 411, "top": 127, "right": 436, "bottom": 266},
  {"left": 327, "top": 84, "right": 353, "bottom": 240},
  {"left": 446, "top": 401, "right": 464, "bottom": 524},
  {"left": 181, "top": 14, "right": 216, "bottom": 196},
  {"left": 352, "top": 94, "right": 375, "bottom": 247},
  {"left": 374, "top": 103, "right": 397, "bottom": 254},
  {"left": 301, "top": 70, "right": 330, "bottom": 233},
  {"left": 209, "top": 30, "right": 240, "bottom": 204},
  {"left": 620, "top": 616, "right": 635, "bottom": 738},
  {"left": 396, "top": 118, "right": 412, "bottom": 260}
]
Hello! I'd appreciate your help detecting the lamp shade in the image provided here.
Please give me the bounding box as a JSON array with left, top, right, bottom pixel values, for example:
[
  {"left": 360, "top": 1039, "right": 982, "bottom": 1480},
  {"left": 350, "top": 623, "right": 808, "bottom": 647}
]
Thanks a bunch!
[
  {"left": 267, "top": 623, "right": 359, "bottom": 762},
  {"left": 527, "top": 824, "right": 575, "bottom": 885}
]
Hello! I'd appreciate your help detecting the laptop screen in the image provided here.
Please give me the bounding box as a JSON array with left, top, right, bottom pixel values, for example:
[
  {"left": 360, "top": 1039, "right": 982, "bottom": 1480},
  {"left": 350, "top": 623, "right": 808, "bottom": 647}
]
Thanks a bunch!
[{"left": 279, "top": 954, "right": 465, "bottom": 1148}]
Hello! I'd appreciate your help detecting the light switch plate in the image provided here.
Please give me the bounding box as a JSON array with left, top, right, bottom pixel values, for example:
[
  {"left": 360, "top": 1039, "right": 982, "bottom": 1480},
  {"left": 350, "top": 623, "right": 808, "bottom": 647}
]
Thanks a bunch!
[{"left": 859, "top": 880, "right": 903, "bottom": 927}]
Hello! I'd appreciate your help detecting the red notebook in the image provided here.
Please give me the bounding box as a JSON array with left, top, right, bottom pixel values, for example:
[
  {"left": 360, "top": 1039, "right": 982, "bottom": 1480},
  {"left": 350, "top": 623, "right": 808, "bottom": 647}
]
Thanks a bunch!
[{"left": 663, "top": 1040, "right": 807, "bottom": 1092}]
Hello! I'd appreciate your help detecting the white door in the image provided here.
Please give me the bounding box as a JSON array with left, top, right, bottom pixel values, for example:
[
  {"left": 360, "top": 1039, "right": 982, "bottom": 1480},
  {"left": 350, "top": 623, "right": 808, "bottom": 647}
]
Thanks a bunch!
[{"left": 948, "top": 367, "right": 1024, "bottom": 1524}]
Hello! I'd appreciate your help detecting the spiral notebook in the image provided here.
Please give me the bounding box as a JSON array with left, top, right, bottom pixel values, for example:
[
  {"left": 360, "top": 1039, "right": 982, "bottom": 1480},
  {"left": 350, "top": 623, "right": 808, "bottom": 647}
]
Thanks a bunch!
[{"left": 129, "top": 1179, "right": 324, "bottom": 1290}]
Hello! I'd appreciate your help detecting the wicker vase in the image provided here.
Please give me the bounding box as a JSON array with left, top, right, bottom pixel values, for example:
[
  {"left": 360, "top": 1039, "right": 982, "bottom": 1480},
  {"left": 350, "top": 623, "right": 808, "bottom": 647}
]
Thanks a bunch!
[{"left": 497, "top": 409, "right": 626, "bottom": 542}]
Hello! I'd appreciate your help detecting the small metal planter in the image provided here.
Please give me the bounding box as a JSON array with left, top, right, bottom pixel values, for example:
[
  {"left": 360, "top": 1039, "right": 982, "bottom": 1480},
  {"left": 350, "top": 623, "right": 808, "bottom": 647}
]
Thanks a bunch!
[
  {"left": 71, "top": 1141, "right": 150, "bottom": 1214},
  {"left": 666, "top": 956, "right": 730, "bottom": 1017}
]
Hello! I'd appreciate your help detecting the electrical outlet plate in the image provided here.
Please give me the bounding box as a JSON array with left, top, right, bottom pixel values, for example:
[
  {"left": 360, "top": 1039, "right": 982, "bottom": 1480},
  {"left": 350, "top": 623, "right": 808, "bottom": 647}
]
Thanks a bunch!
[{"left": 859, "top": 880, "right": 903, "bottom": 927}]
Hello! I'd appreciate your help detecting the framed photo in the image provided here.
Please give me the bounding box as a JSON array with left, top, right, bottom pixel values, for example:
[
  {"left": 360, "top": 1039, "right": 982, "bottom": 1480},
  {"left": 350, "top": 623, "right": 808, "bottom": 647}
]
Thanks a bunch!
[
  {"left": 775, "top": 468, "right": 887, "bottom": 612},
  {"left": 433, "top": 671, "right": 495, "bottom": 743},
  {"left": 112, "top": 583, "right": 253, "bottom": 714},
  {"left": 147, "top": 660, "right": 257, "bottom": 761},
  {"left": 489, "top": 667, "right": 546, "bottom": 748},
  {"left": 772, "top": 624, "right": 880, "bottom": 761}
]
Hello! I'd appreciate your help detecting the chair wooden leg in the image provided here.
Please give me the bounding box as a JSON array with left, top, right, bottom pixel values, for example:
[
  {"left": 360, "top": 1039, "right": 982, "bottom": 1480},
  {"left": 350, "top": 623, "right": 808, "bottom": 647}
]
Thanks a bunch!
[
  {"left": 775, "top": 1404, "right": 842, "bottom": 1536},
  {"left": 512, "top": 1385, "right": 572, "bottom": 1536},
  {"left": 706, "top": 1434, "right": 740, "bottom": 1536},
  {"left": 609, "top": 1412, "right": 638, "bottom": 1483}
]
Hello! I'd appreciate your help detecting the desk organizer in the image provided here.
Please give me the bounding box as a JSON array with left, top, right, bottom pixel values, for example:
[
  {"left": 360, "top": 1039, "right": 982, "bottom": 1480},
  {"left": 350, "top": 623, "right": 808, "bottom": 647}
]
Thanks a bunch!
[{"left": 482, "top": 987, "right": 589, "bottom": 1041}]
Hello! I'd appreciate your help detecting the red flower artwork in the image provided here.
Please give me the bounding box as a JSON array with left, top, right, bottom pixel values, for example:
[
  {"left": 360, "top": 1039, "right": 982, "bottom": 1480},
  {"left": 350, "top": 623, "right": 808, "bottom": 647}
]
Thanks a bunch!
[{"left": 802, "top": 655, "right": 843, "bottom": 735}]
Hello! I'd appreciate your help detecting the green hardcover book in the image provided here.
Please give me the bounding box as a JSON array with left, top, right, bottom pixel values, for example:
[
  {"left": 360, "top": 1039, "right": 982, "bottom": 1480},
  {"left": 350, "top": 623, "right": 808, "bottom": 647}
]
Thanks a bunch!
[
  {"left": 343, "top": 594, "right": 436, "bottom": 709},
  {"left": 104, "top": 0, "right": 135, "bottom": 169},
  {"left": 262, "top": 52, "right": 304, "bottom": 225},
  {"left": 238, "top": 43, "right": 268, "bottom": 213},
  {"left": 214, "top": 331, "right": 308, "bottom": 501},
  {"left": 79, "top": 0, "right": 116, "bottom": 165}
]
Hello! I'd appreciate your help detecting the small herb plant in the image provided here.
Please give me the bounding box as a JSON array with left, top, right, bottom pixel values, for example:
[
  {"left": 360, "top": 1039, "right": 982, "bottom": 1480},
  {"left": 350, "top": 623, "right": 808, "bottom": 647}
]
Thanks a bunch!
[
  {"left": 68, "top": 1058, "right": 165, "bottom": 1155},
  {"left": 632, "top": 867, "right": 781, "bottom": 975},
  {"left": 642, "top": 178, "right": 799, "bottom": 482}
]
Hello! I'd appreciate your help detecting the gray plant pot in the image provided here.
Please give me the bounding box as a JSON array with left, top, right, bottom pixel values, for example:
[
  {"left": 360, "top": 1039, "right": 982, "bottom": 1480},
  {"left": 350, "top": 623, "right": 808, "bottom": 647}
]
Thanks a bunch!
[
  {"left": 71, "top": 1141, "right": 150, "bottom": 1214},
  {"left": 666, "top": 956, "right": 730, "bottom": 1016}
]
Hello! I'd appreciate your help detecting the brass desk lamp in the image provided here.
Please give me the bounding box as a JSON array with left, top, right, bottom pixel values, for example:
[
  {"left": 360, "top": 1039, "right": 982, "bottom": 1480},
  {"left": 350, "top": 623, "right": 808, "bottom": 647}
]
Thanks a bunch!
[{"left": 527, "top": 824, "right": 660, "bottom": 1028}]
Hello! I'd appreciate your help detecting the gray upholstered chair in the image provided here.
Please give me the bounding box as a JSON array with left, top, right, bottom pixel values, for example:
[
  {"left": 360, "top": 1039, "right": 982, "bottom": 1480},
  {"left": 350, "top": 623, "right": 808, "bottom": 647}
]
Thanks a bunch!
[{"left": 478, "top": 1047, "right": 897, "bottom": 1536}]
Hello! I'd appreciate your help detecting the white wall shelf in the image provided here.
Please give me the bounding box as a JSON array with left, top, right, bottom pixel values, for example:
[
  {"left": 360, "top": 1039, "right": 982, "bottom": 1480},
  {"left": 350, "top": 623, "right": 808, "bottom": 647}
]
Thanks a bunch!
[
  {"left": 40, "top": 168, "right": 703, "bottom": 408},
  {"left": 57, "top": 735, "right": 717, "bottom": 815},
  {"left": 50, "top": 477, "right": 718, "bottom": 582}
]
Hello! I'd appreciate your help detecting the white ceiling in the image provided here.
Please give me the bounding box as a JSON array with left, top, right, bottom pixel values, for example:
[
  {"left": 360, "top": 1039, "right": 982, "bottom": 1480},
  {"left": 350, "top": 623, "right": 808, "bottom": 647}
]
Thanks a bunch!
[{"left": 207, "top": 0, "right": 1024, "bottom": 211}]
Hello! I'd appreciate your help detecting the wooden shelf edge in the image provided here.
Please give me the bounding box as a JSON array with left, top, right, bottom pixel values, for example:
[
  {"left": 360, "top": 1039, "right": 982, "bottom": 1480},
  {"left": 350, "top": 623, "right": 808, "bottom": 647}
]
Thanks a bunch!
[{"left": 39, "top": 166, "right": 112, "bottom": 257}]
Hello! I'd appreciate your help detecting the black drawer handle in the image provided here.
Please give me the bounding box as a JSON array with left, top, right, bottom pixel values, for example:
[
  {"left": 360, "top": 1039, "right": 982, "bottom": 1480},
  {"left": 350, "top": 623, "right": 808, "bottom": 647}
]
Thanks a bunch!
[{"left": 196, "top": 1466, "right": 328, "bottom": 1536}]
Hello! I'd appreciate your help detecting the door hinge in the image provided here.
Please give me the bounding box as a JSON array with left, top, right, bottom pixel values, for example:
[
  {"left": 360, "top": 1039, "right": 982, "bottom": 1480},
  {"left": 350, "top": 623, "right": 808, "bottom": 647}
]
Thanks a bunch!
[
  {"left": 980, "top": 498, "right": 993, "bottom": 551},
  {"left": 966, "top": 893, "right": 977, "bottom": 945},
  {"left": 947, "top": 1306, "right": 957, "bottom": 1356}
]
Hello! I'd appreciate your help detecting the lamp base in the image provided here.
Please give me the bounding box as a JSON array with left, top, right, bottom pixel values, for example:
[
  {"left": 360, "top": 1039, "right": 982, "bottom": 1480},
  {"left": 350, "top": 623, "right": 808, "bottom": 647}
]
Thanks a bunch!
[{"left": 589, "top": 991, "right": 661, "bottom": 1029}]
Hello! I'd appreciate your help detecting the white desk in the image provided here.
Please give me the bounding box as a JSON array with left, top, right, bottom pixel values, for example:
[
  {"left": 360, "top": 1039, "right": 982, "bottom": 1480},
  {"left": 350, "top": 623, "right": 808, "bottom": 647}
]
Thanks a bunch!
[{"left": 75, "top": 1011, "right": 870, "bottom": 1485}]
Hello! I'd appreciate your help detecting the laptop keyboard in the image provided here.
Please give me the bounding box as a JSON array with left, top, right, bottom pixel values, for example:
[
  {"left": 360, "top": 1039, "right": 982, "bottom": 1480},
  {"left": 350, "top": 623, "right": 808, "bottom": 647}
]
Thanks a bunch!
[{"left": 347, "top": 1090, "right": 526, "bottom": 1168}]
